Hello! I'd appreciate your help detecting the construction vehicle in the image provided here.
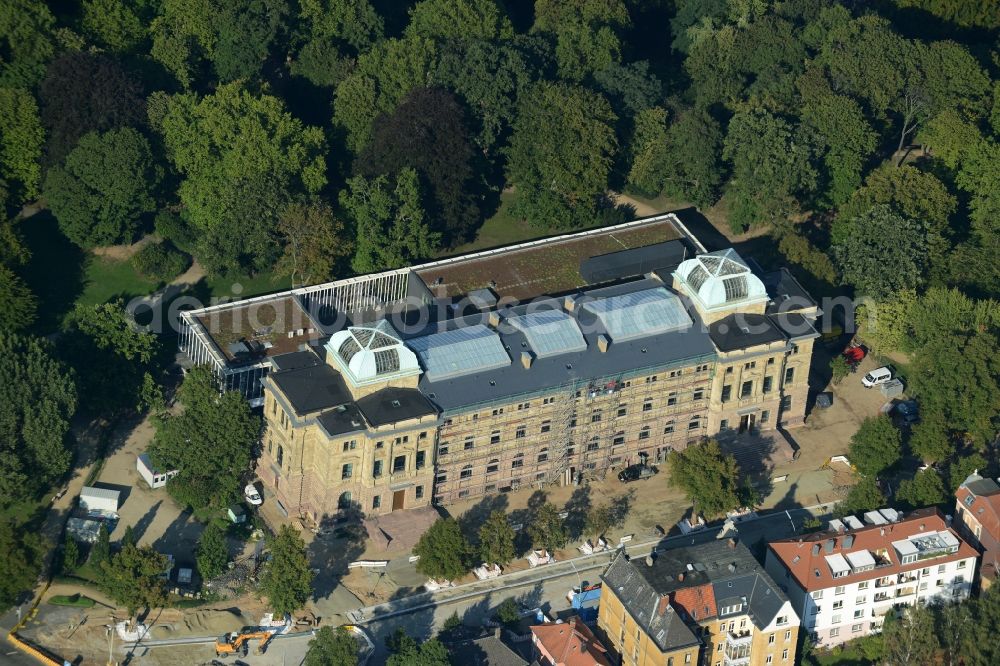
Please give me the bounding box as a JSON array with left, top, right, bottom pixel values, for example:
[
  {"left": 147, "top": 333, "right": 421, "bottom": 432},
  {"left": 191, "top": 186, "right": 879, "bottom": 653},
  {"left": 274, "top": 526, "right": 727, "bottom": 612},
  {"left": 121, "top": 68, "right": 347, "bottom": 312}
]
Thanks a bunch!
[{"left": 214, "top": 630, "right": 275, "bottom": 657}]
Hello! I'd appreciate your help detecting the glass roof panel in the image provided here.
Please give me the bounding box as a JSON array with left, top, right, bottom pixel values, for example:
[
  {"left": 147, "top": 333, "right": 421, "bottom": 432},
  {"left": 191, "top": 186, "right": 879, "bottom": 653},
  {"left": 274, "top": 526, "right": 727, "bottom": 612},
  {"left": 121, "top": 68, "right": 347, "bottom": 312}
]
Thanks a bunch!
[
  {"left": 507, "top": 310, "right": 587, "bottom": 358},
  {"left": 408, "top": 324, "right": 511, "bottom": 381},
  {"left": 581, "top": 288, "right": 692, "bottom": 341}
]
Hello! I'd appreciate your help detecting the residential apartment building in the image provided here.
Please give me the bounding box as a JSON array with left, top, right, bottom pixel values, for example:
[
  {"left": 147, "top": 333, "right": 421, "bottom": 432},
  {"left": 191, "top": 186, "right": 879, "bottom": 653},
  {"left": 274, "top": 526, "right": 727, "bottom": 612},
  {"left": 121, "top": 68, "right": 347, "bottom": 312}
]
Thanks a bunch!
[
  {"left": 954, "top": 472, "right": 1000, "bottom": 589},
  {"left": 598, "top": 538, "right": 800, "bottom": 666},
  {"left": 531, "top": 617, "right": 612, "bottom": 666},
  {"left": 765, "top": 507, "right": 978, "bottom": 649},
  {"left": 211, "top": 215, "right": 819, "bottom": 518}
]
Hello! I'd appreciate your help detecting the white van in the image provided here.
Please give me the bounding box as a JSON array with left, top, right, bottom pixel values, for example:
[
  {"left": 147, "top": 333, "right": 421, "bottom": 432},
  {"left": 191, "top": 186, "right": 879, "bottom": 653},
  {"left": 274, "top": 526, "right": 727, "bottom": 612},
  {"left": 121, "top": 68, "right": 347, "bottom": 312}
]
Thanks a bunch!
[{"left": 862, "top": 366, "right": 892, "bottom": 388}]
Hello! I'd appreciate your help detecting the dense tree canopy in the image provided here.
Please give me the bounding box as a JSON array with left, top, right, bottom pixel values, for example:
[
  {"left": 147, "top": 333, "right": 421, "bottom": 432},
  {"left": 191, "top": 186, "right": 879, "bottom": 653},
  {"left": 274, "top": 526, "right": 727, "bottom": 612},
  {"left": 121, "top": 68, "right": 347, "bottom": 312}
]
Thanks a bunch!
[
  {"left": 0, "top": 334, "right": 76, "bottom": 507},
  {"left": 507, "top": 81, "right": 618, "bottom": 228},
  {"left": 149, "top": 366, "right": 261, "bottom": 511},
  {"left": 668, "top": 440, "right": 742, "bottom": 518},
  {"left": 356, "top": 87, "right": 482, "bottom": 245},
  {"left": 44, "top": 128, "right": 161, "bottom": 248},
  {"left": 0, "top": 88, "right": 44, "bottom": 206},
  {"left": 100, "top": 542, "right": 168, "bottom": 615},
  {"left": 0, "top": 1, "right": 56, "bottom": 88},
  {"left": 413, "top": 517, "right": 471, "bottom": 581},
  {"left": 305, "top": 626, "right": 359, "bottom": 666},
  {"left": 848, "top": 416, "right": 902, "bottom": 477},
  {"left": 259, "top": 525, "right": 313, "bottom": 615}
]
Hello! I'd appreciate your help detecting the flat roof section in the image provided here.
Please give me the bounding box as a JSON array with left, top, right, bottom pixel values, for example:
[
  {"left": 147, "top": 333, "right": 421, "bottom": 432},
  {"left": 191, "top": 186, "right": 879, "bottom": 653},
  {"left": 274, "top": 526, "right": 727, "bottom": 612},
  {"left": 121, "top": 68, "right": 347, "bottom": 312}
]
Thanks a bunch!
[
  {"left": 579, "top": 239, "right": 688, "bottom": 285},
  {"left": 356, "top": 387, "right": 438, "bottom": 427},
  {"left": 268, "top": 362, "right": 353, "bottom": 415},
  {"left": 415, "top": 217, "right": 682, "bottom": 301},
  {"left": 196, "top": 295, "right": 322, "bottom": 364}
]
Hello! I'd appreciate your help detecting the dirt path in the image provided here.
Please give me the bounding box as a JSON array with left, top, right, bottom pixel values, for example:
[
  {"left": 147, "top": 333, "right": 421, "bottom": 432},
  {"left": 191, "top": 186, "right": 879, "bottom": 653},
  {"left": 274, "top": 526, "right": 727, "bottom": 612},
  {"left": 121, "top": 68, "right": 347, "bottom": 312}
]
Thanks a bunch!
[{"left": 91, "top": 236, "right": 153, "bottom": 261}]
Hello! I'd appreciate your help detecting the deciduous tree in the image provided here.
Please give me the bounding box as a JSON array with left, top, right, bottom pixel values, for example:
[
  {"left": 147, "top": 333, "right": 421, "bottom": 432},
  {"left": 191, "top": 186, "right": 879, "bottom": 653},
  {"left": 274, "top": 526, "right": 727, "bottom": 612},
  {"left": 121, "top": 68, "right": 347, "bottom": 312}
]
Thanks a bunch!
[
  {"left": 195, "top": 522, "right": 228, "bottom": 581},
  {"left": 528, "top": 502, "right": 568, "bottom": 553},
  {"left": 478, "top": 510, "right": 515, "bottom": 566},
  {"left": 341, "top": 169, "right": 440, "bottom": 274},
  {"left": 406, "top": 0, "right": 514, "bottom": 41},
  {"left": 38, "top": 53, "right": 146, "bottom": 167},
  {"left": 90, "top": 523, "right": 111, "bottom": 568},
  {"left": 833, "top": 204, "right": 928, "bottom": 296},
  {"left": 0, "top": 0, "right": 56, "bottom": 88},
  {"left": 0, "top": 334, "right": 76, "bottom": 508},
  {"left": 0, "top": 266, "right": 37, "bottom": 332},
  {"left": 532, "top": 0, "right": 630, "bottom": 82},
  {"left": 44, "top": 128, "right": 160, "bottom": 248},
  {"left": 355, "top": 87, "right": 482, "bottom": 245},
  {"left": 149, "top": 366, "right": 261, "bottom": 511},
  {"left": 259, "top": 525, "right": 313, "bottom": 616},
  {"left": 101, "top": 542, "right": 168, "bottom": 615},
  {"left": 848, "top": 416, "right": 901, "bottom": 477},
  {"left": 882, "top": 605, "right": 939, "bottom": 666},
  {"left": 212, "top": 0, "right": 288, "bottom": 82},
  {"left": 81, "top": 0, "right": 148, "bottom": 53},
  {"left": 896, "top": 468, "right": 946, "bottom": 509},
  {"left": 835, "top": 475, "right": 886, "bottom": 517},
  {"left": 305, "top": 625, "right": 358, "bottom": 666},
  {"left": 0, "top": 520, "right": 45, "bottom": 609},
  {"left": 0, "top": 87, "right": 44, "bottom": 205},
  {"left": 275, "top": 200, "right": 351, "bottom": 287},
  {"left": 413, "top": 518, "right": 471, "bottom": 581},
  {"left": 506, "top": 81, "right": 617, "bottom": 228},
  {"left": 291, "top": 0, "right": 384, "bottom": 87},
  {"left": 667, "top": 440, "right": 741, "bottom": 518}
]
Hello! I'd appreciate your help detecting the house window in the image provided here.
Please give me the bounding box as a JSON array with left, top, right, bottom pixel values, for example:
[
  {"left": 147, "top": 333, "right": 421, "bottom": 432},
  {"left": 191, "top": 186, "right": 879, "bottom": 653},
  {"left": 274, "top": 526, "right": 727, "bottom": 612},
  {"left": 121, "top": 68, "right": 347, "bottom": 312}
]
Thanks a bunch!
[
  {"left": 486, "top": 460, "right": 499, "bottom": 474},
  {"left": 415, "top": 485, "right": 424, "bottom": 499},
  {"left": 511, "top": 455, "right": 523, "bottom": 469},
  {"left": 372, "top": 495, "right": 381, "bottom": 509},
  {"left": 343, "top": 440, "right": 356, "bottom": 452},
  {"left": 832, "top": 601, "right": 843, "bottom": 610},
  {"left": 436, "top": 472, "right": 447, "bottom": 483},
  {"left": 459, "top": 490, "right": 470, "bottom": 498},
  {"left": 664, "top": 422, "right": 674, "bottom": 434},
  {"left": 740, "top": 380, "right": 752, "bottom": 398},
  {"left": 667, "top": 394, "right": 677, "bottom": 406},
  {"left": 784, "top": 367, "right": 795, "bottom": 384},
  {"left": 769, "top": 635, "right": 775, "bottom": 645},
  {"left": 851, "top": 624, "right": 862, "bottom": 633},
  {"left": 853, "top": 610, "right": 863, "bottom": 619},
  {"left": 830, "top": 628, "right": 840, "bottom": 637},
  {"left": 617, "top": 406, "right": 627, "bottom": 417},
  {"left": 858, "top": 581, "right": 869, "bottom": 590},
  {"left": 643, "top": 401, "right": 653, "bottom": 412},
  {"left": 342, "top": 463, "right": 353, "bottom": 480},
  {"left": 639, "top": 427, "right": 650, "bottom": 440},
  {"left": 688, "top": 419, "right": 700, "bottom": 430},
  {"left": 958, "top": 560, "right": 967, "bottom": 569},
  {"left": 781, "top": 395, "right": 792, "bottom": 411},
  {"left": 721, "top": 385, "right": 732, "bottom": 402},
  {"left": 776, "top": 616, "right": 788, "bottom": 626},
  {"left": 767, "top": 357, "right": 774, "bottom": 365},
  {"left": 720, "top": 420, "right": 728, "bottom": 430},
  {"left": 466, "top": 436, "right": 476, "bottom": 450},
  {"left": 782, "top": 649, "right": 789, "bottom": 660},
  {"left": 613, "top": 434, "right": 625, "bottom": 446},
  {"left": 439, "top": 444, "right": 449, "bottom": 456},
  {"left": 376, "top": 441, "right": 384, "bottom": 449},
  {"left": 538, "top": 449, "right": 548, "bottom": 463},
  {"left": 516, "top": 426, "right": 526, "bottom": 439},
  {"left": 726, "top": 366, "right": 733, "bottom": 374},
  {"left": 540, "top": 421, "right": 551, "bottom": 433},
  {"left": 373, "top": 460, "right": 383, "bottom": 478},
  {"left": 460, "top": 466, "right": 472, "bottom": 479},
  {"left": 415, "top": 451, "right": 425, "bottom": 470},
  {"left": 393, "top": 455, "right": 406, "bottom": 473},
  {"left": 745, "top": 361, "right": 756, "bottom": 370},
  {"left": 276, "top": 445, "right": 284, "bottom": 467},
  {"left": 591, "top": 411, "right": 602, "bottom": 423},
  {"left": 693, "top": 389, "right": 704, "bottom": 400},
  {"left": 761, "top": 410, "right": 770, "bottom": 424},
  {"left": 587, "top": 441, "right": 599, "bottom": 452},
  {"left": 763, "top": 376, "right": 773, "bottom": 393},
  {"left": 784, "top": 631, "right": 791, "bottom": 641},
  {"left": 490, "top": 431, "right": 501, "bottom": 445},
  {"left": 766, "top": 657, "right": 772, "bottom": 665}
]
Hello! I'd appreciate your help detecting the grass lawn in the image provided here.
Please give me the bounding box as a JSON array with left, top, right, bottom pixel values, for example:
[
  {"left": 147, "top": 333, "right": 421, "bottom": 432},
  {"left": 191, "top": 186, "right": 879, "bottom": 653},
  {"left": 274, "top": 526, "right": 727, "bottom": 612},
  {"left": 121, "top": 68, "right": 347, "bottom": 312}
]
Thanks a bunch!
[
  {"left": 201, "top": 270, "right": 292, "bottom": 301},
  {"left": 444, "top": 191, "right": 542, "bottom": 256},
  {"left": 78, "top": 255, "right": 160, "bottom": 307},
  {"left": 808, "top": 645, "right": 874, "bottom": 666}
]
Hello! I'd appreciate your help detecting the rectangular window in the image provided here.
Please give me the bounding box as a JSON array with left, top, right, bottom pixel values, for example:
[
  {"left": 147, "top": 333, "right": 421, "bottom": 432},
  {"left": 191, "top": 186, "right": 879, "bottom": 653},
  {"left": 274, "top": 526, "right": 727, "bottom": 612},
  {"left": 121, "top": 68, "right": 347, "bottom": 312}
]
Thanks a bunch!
[
  {"left": 782, "top": 649, "right": 789, "bottom": 660},
  {"left": 415, "top": 485, "right": 424, "bottom": 499},
  {"left": 465, "top": 436, "right": 475, "bottom": 450},
  {"left": 540, "top": 420, "right": 551, "bottom": 433},
  {"left": 851, "top": 624, "right": 862, "bottom": 633},
  {"left": 617, "top": 406, "right": 627, "bottom": 417},
  {"left": 835, "top": 585, "right": 845, "bottom": 595},
  {"left": 638, "top": 429, "right": 650, "bottom": 440},
  {"left": 415, "top": 451, "right": 425, "bottom": 470},
  {"left": 781, "top": 395, "right": 792, "bottom": 411},
  {"left": 487, "top": 462, "right": 499, "bottom": 473},
  {"left": 784, "top": 630, "right": 791, "bottom": 641},
  {"left": 853, "top": 610, "right": 863, "bottom": 619},
  {"left": 460, "top": 467, "right": 472, "bottom": 479},
  {"left": 373, "top": 460, "right": 383, "bottom": 478},
  {"left": 438, "top": 445, "right": 449, "bottom": 456},
  {"left": 726, "top": 366, "right": 733, "bottom": 374},
  {"left": 376, "top": 440, "right": 384, "bottom": 449},
  {"left": 664, "top": 422, "right": 674, "bottom": 434},
  {"left": 436, "top": 473, "right": 447, "bottom": 483},
  {"left": 393, "top": 455, "right": 406, "bottom": 473},
  {"left": 720, "top": 419, "right": 729, "bottom": 430},
  {"left": 516, "top": 426, "right": 526, "bottom": 439},
  {"left": 591, "top": 411, "right": 602, "bottom": 423},
  {"left": 858, "top": 581, "right": 869, "bottom": 590},
  {"left": 667, "top": 393, "right": 677, "bottom": 406},
  {"left": 372, "top": 495, "right": 381, "bottom": 509},
  {"left": 958, "top": 560, "right": 967, "bottom": 569},
  {"left": 740, "top": 380, "right": 753, "bottom": 398},
  {"left": 342, "top": 463, "right": 353, "bottom": 480},
  {"left": 613, "top": 434, "right": 625, "bottom": 446},
  {"left": 538, "top": 452, "right": 548, "bottom": 463},
  {"left": 761, "top": 410, "right": 770, "bottom": 424},
  {"left": 745, "top": 361, "right": 756, "bottom": 370},
  {"left": 490, "top": 432, "right": 501, "bottom": 445},
  {"left": 511, "top": 457, "right": 523, "bottom": 469},
  {"left": 688, "top": 419, "right": 700, "bottom": 430},
  {"left": 830, "top": 628, "right": 840, "bottom": 638},
  {"left": 458, "top": 489, "right": 470, "bottom": 498},
  {"left": 785, "top": 367, "right": 795, "bottom": 384},
  {"left": 721, "top": 385, "right": 732, "bottom": 402},
  {"left": 763, "top": 376, "right": 773, "bottom": 393},
  {"left": 587, "top": 442, "right": 599, "bottom": 452},
  {"left": 643, "top": 401, "right": 653, "bottom": 412},
  {"left": 693, "top": 389, "right": 704, "bottom": 400}
]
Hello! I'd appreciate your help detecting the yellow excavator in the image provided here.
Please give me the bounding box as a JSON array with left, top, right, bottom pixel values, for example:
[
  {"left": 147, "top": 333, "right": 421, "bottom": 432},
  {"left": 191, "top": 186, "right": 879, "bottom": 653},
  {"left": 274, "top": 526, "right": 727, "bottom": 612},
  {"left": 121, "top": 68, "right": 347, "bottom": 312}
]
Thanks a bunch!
[{"left": 214, "top": 629, "right": 275, "bottom": 657}]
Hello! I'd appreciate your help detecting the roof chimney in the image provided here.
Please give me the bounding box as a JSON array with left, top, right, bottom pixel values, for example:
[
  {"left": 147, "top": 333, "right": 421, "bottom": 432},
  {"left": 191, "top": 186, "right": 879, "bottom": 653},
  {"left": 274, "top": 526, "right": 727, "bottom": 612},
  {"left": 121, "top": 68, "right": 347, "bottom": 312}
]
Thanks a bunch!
[
  {"left": 657, "top": 596, "right": 670, "bottom": 616},
  {"left": 728, "top": 563, "right": 736, "bottom": 573},
  {"left": 645, "top": 555, "right": 654, "bottom": 567},
  {"left": 521, "top": 351, "right": 533, "bottom": 369},
  {"left": 677, "top": 572, "right": 685, "bottom": 582},
  {"left": 563, "top": 295, "right": 577, "bottom": 311},
  {"left": 728, "top": 538, "right": 737, "bottom": 549},
  {"left": 488, "top": 311, "right": 501, "bottom": 327},
  {"left": 597, "top": 335, "right": 610, "bottom": 353}
]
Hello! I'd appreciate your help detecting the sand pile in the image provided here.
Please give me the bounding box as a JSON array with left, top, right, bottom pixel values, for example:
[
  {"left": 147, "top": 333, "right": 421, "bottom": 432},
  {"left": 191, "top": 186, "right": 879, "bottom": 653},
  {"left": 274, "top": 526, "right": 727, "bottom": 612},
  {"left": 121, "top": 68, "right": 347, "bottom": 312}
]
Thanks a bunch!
[{"left": 149, "top": 607, "right": 257, "bottom": 638}]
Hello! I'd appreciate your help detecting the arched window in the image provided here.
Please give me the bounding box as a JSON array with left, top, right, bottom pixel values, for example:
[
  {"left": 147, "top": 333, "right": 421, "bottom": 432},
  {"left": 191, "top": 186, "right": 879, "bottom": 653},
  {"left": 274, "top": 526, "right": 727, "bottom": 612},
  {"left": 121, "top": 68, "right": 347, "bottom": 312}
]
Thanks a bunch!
[
  {"left": 486, "top": 459, "right": 499, "bottom": 474},
  {"left": 538, "top": 448, "right": 549, "bottom": 463},
  {"left": 512, "top": 453, "right": 524, "bottom": 469},
  {"left": 338, "top": 492, "right": 353, "bottom": 509},
  {"left": 276, "top": 445, "right": 284, "bottom": 467},
  {"left": 460, "top": 465, "right": 473, "bottom": 479}
]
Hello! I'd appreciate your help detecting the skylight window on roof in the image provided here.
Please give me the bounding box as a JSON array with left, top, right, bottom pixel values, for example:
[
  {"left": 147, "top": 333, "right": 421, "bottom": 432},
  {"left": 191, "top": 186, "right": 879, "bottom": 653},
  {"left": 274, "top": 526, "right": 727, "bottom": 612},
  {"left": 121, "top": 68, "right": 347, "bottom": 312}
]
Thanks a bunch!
[
  {"left": 507, "top": 310, "right": 587, "bottom": 358},
  {"left": 353, "top": 328, "right": 374, "bottom": 346},
  {"left": 687, "top": 264, "right": 710, "bottom": 292},
  {"left": 409, "top": 324, "right": 511, "bottom": 381},
  {"left": 339, "top": 337, "right": 361, "bottom": 363},
  {"left": 581, "top": 288, "right": 692, "bottom": 342},
  {"left": 723, "top": 276, "right": 748, "bottom": 302},
  {"left": 374, "top": 349, "right": 399, "bottom": 374},
  {"left": 372, "top": 332, "right": 397, "bottom": 349}
]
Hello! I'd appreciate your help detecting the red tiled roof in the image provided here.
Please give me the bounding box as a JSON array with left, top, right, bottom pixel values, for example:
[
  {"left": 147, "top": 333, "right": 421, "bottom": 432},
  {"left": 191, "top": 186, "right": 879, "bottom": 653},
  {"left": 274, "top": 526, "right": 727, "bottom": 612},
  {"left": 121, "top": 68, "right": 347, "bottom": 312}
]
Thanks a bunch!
[
  {"left": 768, "top": 508, "right": 978, "bottom": 591},
  {"left": 956, "top": 485, "right": 1000, "bottom": 538},
  {"left": 670, "top": 583, "right": 718, "bottom": 622},
  {"left": 531, "top": 617, "right": 612, "bottom": 666}
]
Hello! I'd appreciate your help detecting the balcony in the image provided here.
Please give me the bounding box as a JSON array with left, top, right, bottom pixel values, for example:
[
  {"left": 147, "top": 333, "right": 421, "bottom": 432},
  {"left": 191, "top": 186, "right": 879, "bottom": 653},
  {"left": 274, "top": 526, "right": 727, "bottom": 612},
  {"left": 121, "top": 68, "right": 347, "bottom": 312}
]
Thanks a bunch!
[
  {"left": 898, "top": 573, "right": 918, "bottom": 585},
  {"left": 873, "top": 592, "right": 891, "bottom": 603},
  {"left": 726, "top": 632, "right": 753, "bottom": 648},
  {"left": 724, "top": 656, "right": 751, "bottom": 666},
  {"left": 875, "top": 577, "right": 895, "bottom": 588},
  {"left": 895, "top": 587, "right": 916, "bottom": 599}
]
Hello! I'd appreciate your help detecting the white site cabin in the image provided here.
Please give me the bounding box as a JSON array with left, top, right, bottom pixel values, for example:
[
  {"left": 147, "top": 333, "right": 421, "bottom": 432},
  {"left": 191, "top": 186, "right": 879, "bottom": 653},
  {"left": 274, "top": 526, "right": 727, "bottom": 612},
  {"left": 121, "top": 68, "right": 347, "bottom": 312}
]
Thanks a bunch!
[
  {"left": 137, "top": 453, "right": 178, "bottom": 489},
  {"left": 79, "top": 486, "right": 120, "bottom": 514}
]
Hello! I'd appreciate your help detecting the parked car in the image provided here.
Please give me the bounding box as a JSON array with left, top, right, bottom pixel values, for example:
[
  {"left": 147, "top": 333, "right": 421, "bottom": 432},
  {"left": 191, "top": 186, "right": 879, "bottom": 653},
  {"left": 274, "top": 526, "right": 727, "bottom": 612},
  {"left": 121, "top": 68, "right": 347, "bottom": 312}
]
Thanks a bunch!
[
  {"left": 861, "top": 366, "right": 893, "bottom": 388},
  {"left": 894, "top": 400, "right": 919, "bottom": 425},
  {"left": 618, "top": 464, "right": 657, "bottom": 483},
  {"left": 244, "top": 483, "right": 262, "bottom": 506}
]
